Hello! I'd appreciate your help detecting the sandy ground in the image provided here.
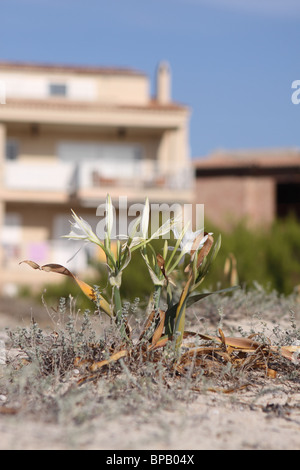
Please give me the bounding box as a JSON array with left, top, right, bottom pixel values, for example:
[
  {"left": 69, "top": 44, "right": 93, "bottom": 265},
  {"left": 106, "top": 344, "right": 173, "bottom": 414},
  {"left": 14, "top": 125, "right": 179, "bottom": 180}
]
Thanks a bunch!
[
  {"left": 0, "top": 384, "right": 299, "bottom": 450},
  {"left": 0, "top": 295, "right": 299, "bottom": 451}
]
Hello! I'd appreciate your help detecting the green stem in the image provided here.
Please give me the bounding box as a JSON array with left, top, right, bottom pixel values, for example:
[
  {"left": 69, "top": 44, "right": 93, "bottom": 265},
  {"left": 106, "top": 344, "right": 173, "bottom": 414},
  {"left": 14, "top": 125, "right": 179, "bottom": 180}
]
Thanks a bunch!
[
  {"left": 174, "top": 275, "right": 193, "bottom": 351},
  {"left": 113, "top": 286, "right": 122, "bottom": 322},
  {"left": 154, "top": 284, "right": 162, "bottom": 311},
  {"left": 113, "top": 286, "right": 128, "bottom": 341},
  {"left": 174, "top": 299, "right": 188, "bottom": 351}
]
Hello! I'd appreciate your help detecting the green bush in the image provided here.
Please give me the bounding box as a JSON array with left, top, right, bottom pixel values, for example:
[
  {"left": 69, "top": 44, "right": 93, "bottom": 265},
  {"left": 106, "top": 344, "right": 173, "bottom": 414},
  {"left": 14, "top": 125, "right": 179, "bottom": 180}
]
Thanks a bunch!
[{"left": 203, "top": 215, "right": 300, "bottom": 295}]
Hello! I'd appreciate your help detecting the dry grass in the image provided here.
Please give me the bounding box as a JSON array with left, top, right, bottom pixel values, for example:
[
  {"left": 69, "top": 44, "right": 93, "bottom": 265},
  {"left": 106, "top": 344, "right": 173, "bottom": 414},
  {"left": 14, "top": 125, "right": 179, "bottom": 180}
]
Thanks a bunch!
[{"left": 1, "top": 284, "right": 299, "bottom": 434}]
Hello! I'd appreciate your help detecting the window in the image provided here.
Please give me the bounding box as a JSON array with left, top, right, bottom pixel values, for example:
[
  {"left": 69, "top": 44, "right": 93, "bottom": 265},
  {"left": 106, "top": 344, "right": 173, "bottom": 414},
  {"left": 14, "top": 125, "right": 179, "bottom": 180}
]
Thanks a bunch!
[
  {"left": 2, "top": 213, "right": 21, "bottom": 242},
  {"left": 6, "top": 139, "right": 19, "bottom": 160},
  {"left": 277, "top": 182, "right": 300, "bottom": 219},
  {"left": 2, "top": 213, "right": 22, "bottom": 266},
  {"left": 49, "top": 83, "right": 67, "bottom": 97}
]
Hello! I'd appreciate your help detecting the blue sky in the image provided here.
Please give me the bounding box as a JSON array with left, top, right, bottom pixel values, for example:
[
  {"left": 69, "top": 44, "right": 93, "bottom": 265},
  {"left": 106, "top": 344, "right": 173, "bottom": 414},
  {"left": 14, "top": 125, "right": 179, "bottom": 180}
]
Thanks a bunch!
[{"left": 1, "top": 0, "right": 300, "bottom": 158}]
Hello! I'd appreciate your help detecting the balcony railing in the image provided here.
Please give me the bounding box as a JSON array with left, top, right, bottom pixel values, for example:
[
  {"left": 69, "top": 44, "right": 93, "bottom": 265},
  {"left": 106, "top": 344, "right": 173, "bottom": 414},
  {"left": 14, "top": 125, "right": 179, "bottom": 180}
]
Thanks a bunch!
[
  {"left": 4, "top": 161, "right": 75, "bottom": 192},
  {"left": 76, "top": 160, "right": 193, "bottom": 191},
  {"left": 4, "top": 159, "right": 194, "bottom": 193}
]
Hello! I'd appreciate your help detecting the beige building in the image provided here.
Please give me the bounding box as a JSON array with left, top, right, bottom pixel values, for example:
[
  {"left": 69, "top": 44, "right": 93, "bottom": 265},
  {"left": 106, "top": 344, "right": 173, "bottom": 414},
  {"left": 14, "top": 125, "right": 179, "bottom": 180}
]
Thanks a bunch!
[
  {"left": 194, "top": 148, "right": 300, "bottom": 229},
  {"left": 0, "top": 60, "right": 192, "bottom": 293}
]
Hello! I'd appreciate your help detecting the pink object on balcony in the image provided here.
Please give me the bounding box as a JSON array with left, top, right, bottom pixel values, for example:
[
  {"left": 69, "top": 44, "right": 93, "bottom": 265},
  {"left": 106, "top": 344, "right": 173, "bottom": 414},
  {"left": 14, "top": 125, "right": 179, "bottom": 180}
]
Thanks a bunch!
[{"left": 28, "top": 242, "right": 49, "bottom": 263}]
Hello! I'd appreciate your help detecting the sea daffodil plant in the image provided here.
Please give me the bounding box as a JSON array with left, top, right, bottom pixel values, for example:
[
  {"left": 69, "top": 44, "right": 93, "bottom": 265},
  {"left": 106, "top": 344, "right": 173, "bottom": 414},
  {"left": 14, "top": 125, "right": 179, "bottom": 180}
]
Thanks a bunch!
[{"left": 21, "top": 194, "right": 234, "bottom": 350}]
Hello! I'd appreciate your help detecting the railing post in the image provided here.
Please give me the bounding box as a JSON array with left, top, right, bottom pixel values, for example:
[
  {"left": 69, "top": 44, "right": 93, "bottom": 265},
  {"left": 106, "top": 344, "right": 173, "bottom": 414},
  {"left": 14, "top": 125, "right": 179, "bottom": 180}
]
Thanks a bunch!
[{"left": 0, "top": 80, "right": 6, "bottom": 105}]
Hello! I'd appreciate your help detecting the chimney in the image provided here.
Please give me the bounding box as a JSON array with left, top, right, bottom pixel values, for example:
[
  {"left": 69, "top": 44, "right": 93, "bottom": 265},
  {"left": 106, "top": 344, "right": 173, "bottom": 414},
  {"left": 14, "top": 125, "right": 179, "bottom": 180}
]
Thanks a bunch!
[{"left": 156, "top": 61, "right": 171, "bottom": 104}]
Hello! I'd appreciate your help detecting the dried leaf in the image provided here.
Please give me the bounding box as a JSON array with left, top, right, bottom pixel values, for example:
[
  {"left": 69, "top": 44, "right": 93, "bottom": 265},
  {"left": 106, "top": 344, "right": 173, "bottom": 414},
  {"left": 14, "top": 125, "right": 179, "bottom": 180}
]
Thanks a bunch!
[
  {"left": 223, "top": 337, "right": 261, "bottom": 351},
  {"left": 0, "top": 406, "right": 19, "bottom": 415},
  {"left": 267, "top": 368, "right": 277, "bottom": 378},
  {"left": 198, "top": 332, "right": 261, "bottom": 351},
  {"left": 196, "top": 234, "right": 214, "bottom": 268},
  {"left": 180, "top": 346, "right": 220, "bottom": 361},
  {"left": 156, "top": 253, "right": 165, "bottom": 271},
  {"left": 224, "top": 253, "right": 239, "bottom": 286},
  {"left": 151, "top": 310, "right": 166, "bottom": 346},
  {"left": 211, "top": 384, "right": 250, "bottom": 394},
  {"left": 148, "top": 335, "right": 169, "bottom": 351},
  {"left": 190, "top": 232, "right": 207, "bottom": 258},
  {"left": 218, "top": 328, "right": 227, "bottom": 349},
  {"left": 139, "top": 309, "right": 156, "bottom": 341},
  {"left": 191, "top": 384, "right": 250, "bottom": 394},
  {"left": 157, "top": 253, "right": 172, "bottom": 285},
  {"left": 89, "top": 349, "right": 128, "bottom": 372},
  {"left": 273, "top": 345, "right": 300, "bottom": 361},
  {"left": 74, "top": 357, "right": 94, "bottom": 367},
  {"left": 123, "top": 318, "right": 132, "bottom": 339},
  {"left": 20, "top": 260, "right": 112, "bottom": 317},
  {"left": 20, "top": 260, "right": 40, "bottom": 270}
]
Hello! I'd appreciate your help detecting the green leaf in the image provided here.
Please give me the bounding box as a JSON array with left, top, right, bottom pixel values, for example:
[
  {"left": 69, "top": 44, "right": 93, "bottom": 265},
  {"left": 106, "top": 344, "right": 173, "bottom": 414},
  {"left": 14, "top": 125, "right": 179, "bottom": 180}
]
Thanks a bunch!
[
  {"left": 164, "top": 285, "right": 240, "bottom": 336},
  {"left": 141, "top": 249, "right": 165, "bottom": 287},
  {"left": 186, "top": 285, "right": 240, "bottom": 307},
  {"left": 174, "top": 275, "right": 193, "bottom": 349},
  {"left": 165, "top": 222, "right": 190, "bottom": 274},
  {"left": 119, "top": 244, "right": 131, "bottom": 272}
]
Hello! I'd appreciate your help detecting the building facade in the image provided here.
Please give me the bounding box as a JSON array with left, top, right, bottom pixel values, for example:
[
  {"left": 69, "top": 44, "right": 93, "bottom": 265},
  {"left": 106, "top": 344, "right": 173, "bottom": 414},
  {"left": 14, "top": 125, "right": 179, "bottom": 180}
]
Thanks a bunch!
[
  {"left": 0, "top": 61, "right": 192, "bottom": 293},
  {"left": 194, "top": 149, "right": 300, "bottom": 229}
]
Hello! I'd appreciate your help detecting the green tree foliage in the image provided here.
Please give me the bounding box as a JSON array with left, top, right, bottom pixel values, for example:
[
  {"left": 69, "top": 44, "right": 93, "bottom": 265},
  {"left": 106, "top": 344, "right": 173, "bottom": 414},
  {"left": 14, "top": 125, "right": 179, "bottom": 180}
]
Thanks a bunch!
[{"left": 204, "top": 215, "right": 300, "bottom": 295}]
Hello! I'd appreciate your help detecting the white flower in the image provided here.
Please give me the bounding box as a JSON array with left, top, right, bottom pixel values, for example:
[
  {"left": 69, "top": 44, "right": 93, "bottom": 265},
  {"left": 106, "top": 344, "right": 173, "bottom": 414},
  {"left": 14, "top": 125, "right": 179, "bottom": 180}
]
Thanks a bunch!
[
  {"left": 64, "top": 210, "right": 100, "bottom": 245},
  {"left": 126, "top": 198, "right": 176, "bottom": 251},
  {"left": 172, "top": 224, "right": 211, "bottom": 257}
]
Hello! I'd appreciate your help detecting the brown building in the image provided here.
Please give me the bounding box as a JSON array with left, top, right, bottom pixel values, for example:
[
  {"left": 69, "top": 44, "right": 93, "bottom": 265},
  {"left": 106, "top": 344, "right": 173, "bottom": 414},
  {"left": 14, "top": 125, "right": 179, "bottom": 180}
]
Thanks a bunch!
[
  {"left": 0, "top": 60, "right": 192, "bottom": 294},
  {"left": 194, "top": 149, "right": 300, "bottom": 229}
]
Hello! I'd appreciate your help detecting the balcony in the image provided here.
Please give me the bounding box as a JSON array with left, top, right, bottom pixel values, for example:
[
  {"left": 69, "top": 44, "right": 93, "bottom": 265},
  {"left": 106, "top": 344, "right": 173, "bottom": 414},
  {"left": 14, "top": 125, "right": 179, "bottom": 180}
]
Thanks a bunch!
[
  {"left": 4, "top": 159, "right": 194, "bottom": 203},
  {"left": 4, "top": 161, "right": 75, "bottom": 191},
  {"left": 3, "top": 161, "right": 75, "bottom": 203}
]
